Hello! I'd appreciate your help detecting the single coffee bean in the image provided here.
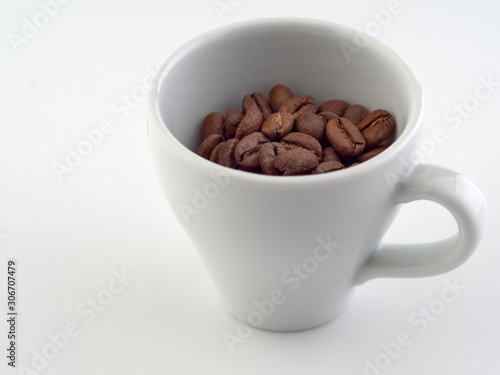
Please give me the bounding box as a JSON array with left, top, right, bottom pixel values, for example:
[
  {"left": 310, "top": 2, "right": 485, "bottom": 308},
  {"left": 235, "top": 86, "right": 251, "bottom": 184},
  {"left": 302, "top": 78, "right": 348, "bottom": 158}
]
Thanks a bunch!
[
  {"left": 269, "top": 84, "right": 293, "bottom": 112},
  {"left": 281, "top": 132, "right": 323, "bottom": 159},
  {"left": 235, "top": 132, "right": 269, "bottom": 170},
  {"left": 223, "top": 108, "right": 243, "bottom": 139},
  {"left": 326, "top": 117, "right": 366, "bottom": 157},
  {"left": 357, "top": 109, "right": 395, "bottom": 149},
  {"left": 314, "top": 161, "right": 344, "bottom": 174},
  {"left": 197, "top": 133, "right": 224, "bottom": 159},
  {"left": 242, "top": 94, "right": 255, "bottom": 113},
  {"left": 235, "top": 95, "right": 263, "bottom": 140},
  {"left": 343, "top": 104, "right": 369, "bottom": 125},
  {"left": 294, "top": 112, "right": 326, "bottom": 142},
  {"left": 209, "top": 141, "right": 224, "bottom": 163},
  {"left": 274, "top": 149, "right": 320, "bottom": 175},
  {"left": 258, "top": 142, "right": 287, "bottom": 175},
  {"left": 322, "top": 147, "right": 342, "bottom": 163},
  {"left": 355, "top": 145, "right": 388, "bottom": 163},
  {"left": 317, "top": 112, "right": 339, "bottom": 149},
  {"left": 279, "top": 96, "right": 317, "bottom": 119},
  {"left": 261, "top": 112, "right": 294, "bottom": 140},
  {"left": 218, "top": 138, "right": 239, "bottom": 168},
  {"left": 317, "top": 99, "right": 350, "bottom": 116},
  {"left": 201, "top": 112, "right": 225, "bottom": 141},
  {"left": 318, "top": 111, "right": 339, "bottom": 123},
  {"left": 252, "top": 92, "right": 273, "bottom": 121}
]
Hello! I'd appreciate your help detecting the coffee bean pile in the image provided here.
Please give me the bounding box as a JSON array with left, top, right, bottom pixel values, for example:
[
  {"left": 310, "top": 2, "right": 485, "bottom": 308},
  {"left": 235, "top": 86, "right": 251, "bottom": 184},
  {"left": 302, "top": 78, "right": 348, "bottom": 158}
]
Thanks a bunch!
[{"left": 196, "top": 84, "right": 395, "bottom": 175}]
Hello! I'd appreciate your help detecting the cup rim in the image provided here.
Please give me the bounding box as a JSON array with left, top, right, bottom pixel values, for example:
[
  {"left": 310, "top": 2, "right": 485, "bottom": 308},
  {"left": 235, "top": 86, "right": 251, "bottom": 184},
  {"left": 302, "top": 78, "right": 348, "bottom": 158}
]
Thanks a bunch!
[{"left": 148, "top": 17, "right": 423, "bottom": 185}]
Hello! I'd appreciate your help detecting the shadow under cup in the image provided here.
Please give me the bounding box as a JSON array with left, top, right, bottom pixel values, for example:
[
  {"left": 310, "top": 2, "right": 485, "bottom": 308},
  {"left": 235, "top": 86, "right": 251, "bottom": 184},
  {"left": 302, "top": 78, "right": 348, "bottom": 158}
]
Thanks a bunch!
[{"left": 156, "top": 19, "right": 422, "bottom": 154}]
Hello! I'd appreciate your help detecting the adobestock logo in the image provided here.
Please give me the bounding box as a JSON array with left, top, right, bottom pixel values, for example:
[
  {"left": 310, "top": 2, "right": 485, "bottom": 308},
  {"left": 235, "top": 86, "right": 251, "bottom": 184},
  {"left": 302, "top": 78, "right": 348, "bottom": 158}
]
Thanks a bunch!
[
  {"left": 222, "top": 235, "right": 340, "bottom": 353},
  {"left": 17, "top": 269, "right": 135, "bottom": 375},
  {"left": 362, "top": 277, "right": 467, "bottom": 375},
  {"left": 340, "top": 0, "right": 415, "bottom": 63},
  {"left": 384, "top": 74, "right": 499, "bottom": 191},
  {"left": 51, "top": 65, "right": 159, "bottom": 182},
  {"left": 442, "top": 75, "right": 499, "bottom": 130},
  {"left": 177, "top": 169, "right": 233, "bottom": 224},
  {"left": 7, "top": 0, "right": 73, "bottom": 54},
  {"left": 212, "top": 0, "right": 243, "bottom": 21}
]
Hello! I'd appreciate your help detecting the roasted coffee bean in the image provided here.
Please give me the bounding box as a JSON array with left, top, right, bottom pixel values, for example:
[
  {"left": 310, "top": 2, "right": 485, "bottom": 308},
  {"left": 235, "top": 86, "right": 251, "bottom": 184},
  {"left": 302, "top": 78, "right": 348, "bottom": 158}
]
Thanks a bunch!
[
  {"left": 318, "top": 111, "right": 339, "bottom": 124},
  {"left": 201, "top": 112, "right": 225, "bottom": 141},
  {"left": 209, "top": 141, "right": 224, "bottom": 163},
  {"left": 322, "top": 147, "right": 342, "bottom": 163},
  {"left": 259, "top": 142, "right": 287, "bottom": 175},
  {"left": 326, "top": 117, "right": 366, "bottom": 157},
  {"left": 294, "top": 112, "right": 326, "bottom": 142},
  {"left": 242, "top": 94, "right": 255, "bottom": 113},
  {"left": 314, "top": 161, "right": 344, "bottom": 174},
  {"left": 317, "top": 99, "right": 350, "bottom": 116},
  {"left": 279, "top": 96, "right": 317, "bottom": 119},
  {"left": 343, "top": 104, "right": 369, "bottom": 125},
  {"left": 218, "top": 138, "right": 239, "bottom": 168},
  {"left": 281, "top": 132, "right": 323, "bottom": 159},
  {"left": 355, "top": 146, "right": 388, "bottom": 163},
  {"left": 261, "top": 112, "right": 294, "bottom": 140},
  {"left": 235, "top": 106, "right": 262, "bottom": 140},
  {"left": 318, "top": 112, "right": 339, "bottom": 148},
  {"left": 357, "top": 109, "right": 395, "bottom": 149},
  {"left": 269, "top": 84, "right": 293, "bottom": 112},
  {"left": 252, "top": 92, "right": 273, "bottom": 120},
  {"left": 235, "top": 95, "right": 263, "bottom": 140},
  {"left": 197, "top": 133, "right": 224, "bottom": 159},
  {"left": 274, "top": 149, "right": 319, "bottom": 175},
  {"left": 234, "top": 132, "right": 269, "bottom": 170},
  {"left": 223, "top": 108, "right": 243, "bottom": 139}
]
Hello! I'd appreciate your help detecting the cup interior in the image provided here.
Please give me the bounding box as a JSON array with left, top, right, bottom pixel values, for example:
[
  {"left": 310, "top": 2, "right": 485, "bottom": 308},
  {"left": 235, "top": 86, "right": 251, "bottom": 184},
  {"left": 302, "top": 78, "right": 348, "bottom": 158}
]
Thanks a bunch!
[{"left": 155, "top": 19, "right": 421, "bottom": 154}]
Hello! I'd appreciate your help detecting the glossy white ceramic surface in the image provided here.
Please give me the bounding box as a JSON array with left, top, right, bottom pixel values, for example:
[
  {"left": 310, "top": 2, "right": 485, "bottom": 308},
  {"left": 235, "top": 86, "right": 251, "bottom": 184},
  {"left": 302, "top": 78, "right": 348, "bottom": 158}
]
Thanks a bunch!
[{"left": 147, "top": 18, "right": 487, "bottom": 331}]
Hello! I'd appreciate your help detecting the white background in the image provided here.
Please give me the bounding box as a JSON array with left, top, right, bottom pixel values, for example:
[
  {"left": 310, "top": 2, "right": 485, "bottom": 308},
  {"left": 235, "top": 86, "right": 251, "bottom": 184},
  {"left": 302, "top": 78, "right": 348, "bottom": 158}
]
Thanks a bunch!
[{"left": 1, "top": 0, "right": 499, "bottom": 374}]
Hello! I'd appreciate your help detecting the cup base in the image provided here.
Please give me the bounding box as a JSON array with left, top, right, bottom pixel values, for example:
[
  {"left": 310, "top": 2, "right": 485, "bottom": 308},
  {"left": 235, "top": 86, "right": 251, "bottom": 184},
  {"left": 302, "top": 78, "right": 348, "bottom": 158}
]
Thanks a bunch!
[{"left": 222, "top": 299, "right": 349, "bottom": 332}]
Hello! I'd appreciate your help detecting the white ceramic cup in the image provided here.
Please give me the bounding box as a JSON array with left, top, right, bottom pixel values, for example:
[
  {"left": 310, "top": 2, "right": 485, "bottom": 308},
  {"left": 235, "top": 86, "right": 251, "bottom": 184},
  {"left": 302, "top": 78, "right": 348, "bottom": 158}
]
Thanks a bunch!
[{"left": 147, "top": 18, "right": 488, "bottom": 331}]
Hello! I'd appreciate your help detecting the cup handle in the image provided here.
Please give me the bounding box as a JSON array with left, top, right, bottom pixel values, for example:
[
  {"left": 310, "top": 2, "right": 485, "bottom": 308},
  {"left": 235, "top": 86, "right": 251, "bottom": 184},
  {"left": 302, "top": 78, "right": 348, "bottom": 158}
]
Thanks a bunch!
[{"left": 355, "top": 164, "right": 488, "bottom": 285}]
